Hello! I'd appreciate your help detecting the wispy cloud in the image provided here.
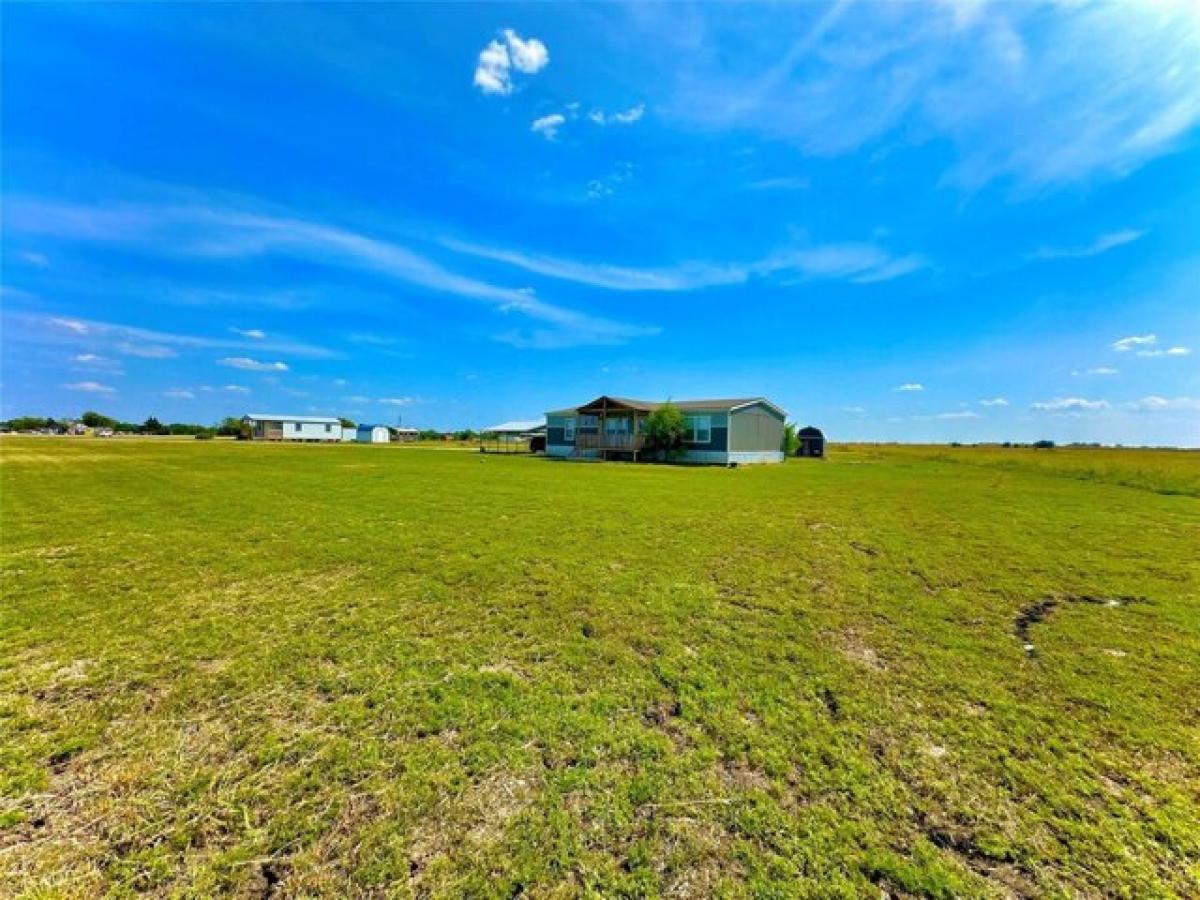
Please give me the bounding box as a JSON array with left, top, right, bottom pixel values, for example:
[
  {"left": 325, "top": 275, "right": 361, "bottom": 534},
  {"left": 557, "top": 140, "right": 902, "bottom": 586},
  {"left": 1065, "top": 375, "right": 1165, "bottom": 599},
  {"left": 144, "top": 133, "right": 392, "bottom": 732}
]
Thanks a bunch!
[
  {"left": 379, "top": 396, "right": 419, "bottom": 406},
  {"left": 893, "top": 382, "right": 924, "bottom": 392},
  {"left": 841, "top": 405, "right": 866, "bottom": 414},
  {"left": 441, "top": 235, "right": 927, "bottom": 291},
  {"left": 1112, "top": 334, "right": 1156, "bottom": 352},
  {"left": 747, "top": 176, "right": 809, "bottom": 191},
  {"left": 1072, "top": 366, "right": 1119, "bottom": 376},
  {"left": 65, "top": 380, "right": 115, "bottom": 394},
  {"left": 531, "top": 113, "right": 565, "bottom": 140},
  {"left": 1137, "top": 346, "right": 1191, "bottom": 358},
  {"left": 589, "top": 103, "right": 645, "bottom": 126},
  {"left": 231, "top": 327, "right": 266, "bottom": 339},
  {"left": 117, "top": 341, "right": 176, "bottom": 359},
  {"left": 979, "top": 397, "right": 1009, "bottom": 406},
  {"left": 17, "top": 310, "right": 336, "bottom": 359},
  {"left": 163, "top": 388, "right": 195, "bottom": 399},
  {"left": 219, "top": 357, "right": 288, "bottom": 372},
  {"left": 935, "top": 411, "right": 980, "bottom": 419},
  {"left": 1124, "top": 395, "right": 1200, "bottom": 412},
  {"left": 223, "top": 384, "right": 250, "bottom": 393},
  {"left": 71, "top": 352, "right": 123, "bottom": 373},
  {"left": 1031, "top": 397, "right": 1110, "bottom": 411},
  {"left": 664, "top": 3, "right": 1200, "bottom": 189},
  {"left": 1029, "top": 229, "right": 1145, "bottom": 260},
  {"left": 474, "top": 29, "right": 549, "bottom": 96},
  {"left": 7, "top": 197, "right": 653, "bottom": 349}
]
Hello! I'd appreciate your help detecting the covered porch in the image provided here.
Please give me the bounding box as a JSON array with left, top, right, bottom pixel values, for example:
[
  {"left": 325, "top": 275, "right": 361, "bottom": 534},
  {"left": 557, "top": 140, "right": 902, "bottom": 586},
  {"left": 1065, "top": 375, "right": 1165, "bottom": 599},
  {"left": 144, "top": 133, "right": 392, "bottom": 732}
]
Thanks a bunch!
[{"left": 572, "top": 396, "right": 650, "bottom": 460}]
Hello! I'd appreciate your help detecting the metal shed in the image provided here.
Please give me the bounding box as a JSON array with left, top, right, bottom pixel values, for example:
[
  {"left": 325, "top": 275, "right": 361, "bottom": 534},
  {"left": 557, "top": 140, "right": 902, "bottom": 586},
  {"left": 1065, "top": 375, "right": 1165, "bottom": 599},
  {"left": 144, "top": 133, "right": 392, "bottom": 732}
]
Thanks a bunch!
[
  {"left": 797, "top": 426, "right": 825, "bottom": 458},
  {"left": 356, "top": 424, "right": 391, "bottom": 444}
]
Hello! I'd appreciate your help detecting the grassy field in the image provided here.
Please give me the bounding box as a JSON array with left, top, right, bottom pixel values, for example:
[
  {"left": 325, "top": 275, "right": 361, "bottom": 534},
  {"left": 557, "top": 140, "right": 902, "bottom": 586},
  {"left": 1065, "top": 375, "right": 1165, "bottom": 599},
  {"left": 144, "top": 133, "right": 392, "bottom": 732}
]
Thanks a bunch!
[{"left": 1, "top": 439, "right": 1198, "bottom": 898}]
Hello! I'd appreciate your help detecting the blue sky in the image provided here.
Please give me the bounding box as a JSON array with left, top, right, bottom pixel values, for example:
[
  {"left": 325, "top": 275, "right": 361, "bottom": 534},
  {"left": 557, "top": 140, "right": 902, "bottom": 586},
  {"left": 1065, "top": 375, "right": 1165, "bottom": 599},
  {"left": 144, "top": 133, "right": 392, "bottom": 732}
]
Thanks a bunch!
[{"left": 2, "top": 2, "right": 1198, "bottom": 445}]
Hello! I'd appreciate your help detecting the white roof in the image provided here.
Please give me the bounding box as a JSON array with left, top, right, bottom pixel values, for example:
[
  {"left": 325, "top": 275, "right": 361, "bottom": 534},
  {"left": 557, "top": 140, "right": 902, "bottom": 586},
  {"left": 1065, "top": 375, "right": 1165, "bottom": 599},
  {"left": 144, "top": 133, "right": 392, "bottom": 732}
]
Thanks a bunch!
[
  {"left": 481, "top": 419, "right": 544, "bottom": 434},
  {"left": 245, "top": 413, "right": 341, "bottom": 424}
]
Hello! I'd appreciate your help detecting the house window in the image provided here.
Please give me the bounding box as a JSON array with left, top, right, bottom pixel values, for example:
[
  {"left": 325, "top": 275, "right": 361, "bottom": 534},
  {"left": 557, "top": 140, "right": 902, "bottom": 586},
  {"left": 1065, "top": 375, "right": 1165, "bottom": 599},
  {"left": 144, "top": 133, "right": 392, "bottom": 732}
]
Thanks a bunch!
[
  {"left": 294, "top": 422, "right": 302, "bottom": 432},
  {"left": 325, "top": 424, "right": 332, "bottom": 433},
  {"left": 686, "top": 415, "right": 711, "bottom": 444},
  {"left": 563, "top": 418, "right": 576, "bottom": 440}
]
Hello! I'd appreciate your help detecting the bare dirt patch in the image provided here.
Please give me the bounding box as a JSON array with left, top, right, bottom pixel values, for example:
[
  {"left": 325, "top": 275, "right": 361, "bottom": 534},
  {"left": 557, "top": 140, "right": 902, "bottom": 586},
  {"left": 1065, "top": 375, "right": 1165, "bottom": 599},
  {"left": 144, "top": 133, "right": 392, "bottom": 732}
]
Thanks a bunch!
[{"left": 1014, "top": 594, "right": 1145, "bottom": 651}]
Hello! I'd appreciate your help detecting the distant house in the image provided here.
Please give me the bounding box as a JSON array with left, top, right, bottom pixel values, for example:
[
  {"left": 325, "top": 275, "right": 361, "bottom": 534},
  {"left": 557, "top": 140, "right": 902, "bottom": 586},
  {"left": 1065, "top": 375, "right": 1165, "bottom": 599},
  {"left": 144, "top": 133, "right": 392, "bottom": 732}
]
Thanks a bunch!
[
  {"left": 545, "top": 396, "right": 787, "bottom": 464},
  {"left": 243, "top": 414, "right": 342, "bottom": 442},
  {"left": 394, "top": 427, "right": 420, "bottom": 442},
  {"left": 356, "top": 424, "right": 391, "bottom": 444}
]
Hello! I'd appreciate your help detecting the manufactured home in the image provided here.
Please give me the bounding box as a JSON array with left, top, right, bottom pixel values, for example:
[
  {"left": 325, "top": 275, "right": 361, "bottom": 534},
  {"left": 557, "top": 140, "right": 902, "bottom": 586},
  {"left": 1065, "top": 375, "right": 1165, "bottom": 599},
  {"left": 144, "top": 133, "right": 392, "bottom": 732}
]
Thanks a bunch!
[
  {"left": 545, "top": 396, "right": 787, "bottom": 465},
  {"left": 243, "top": 414, "right": 342, "bottom": 442}
]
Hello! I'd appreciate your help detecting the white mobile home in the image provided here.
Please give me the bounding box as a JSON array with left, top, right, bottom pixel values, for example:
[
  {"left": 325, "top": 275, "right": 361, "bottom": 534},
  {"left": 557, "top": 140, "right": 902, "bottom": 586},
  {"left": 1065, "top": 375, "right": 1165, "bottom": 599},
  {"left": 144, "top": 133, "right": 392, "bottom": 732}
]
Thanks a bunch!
[{"left": 243, "top": 414, "right": 342, "bottom": 442}]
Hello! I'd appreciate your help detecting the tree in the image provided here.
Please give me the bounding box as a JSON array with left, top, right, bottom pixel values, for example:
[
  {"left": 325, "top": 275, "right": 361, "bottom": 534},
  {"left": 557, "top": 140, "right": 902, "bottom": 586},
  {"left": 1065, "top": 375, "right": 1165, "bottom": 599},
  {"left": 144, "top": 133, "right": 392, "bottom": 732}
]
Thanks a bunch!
[
  {"left": 216, "top": 416, "right": 250, "bottom": 438},
  {"left": 81, "top": 410, "right": 117, "bottom": 429},
  {"left": 643, "top": 402, "right": 687, "bottom": 461},
  {"left": 782, "top": 422, "right": 800, "bottom": 457},
  {"left": 143, "top": 416, "right": 167, "bottom": 435},
  {"left": 338, "top": 417, "right": 355, "bottom": 429},
  {"left": 4, "top": 416, "right": 51, "bottom": 432}
]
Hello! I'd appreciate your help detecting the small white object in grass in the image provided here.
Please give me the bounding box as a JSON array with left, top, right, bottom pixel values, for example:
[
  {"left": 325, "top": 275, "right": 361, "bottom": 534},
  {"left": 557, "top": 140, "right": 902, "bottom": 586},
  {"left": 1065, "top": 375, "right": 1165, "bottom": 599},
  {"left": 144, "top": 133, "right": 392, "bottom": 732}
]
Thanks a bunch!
[
  {"left": 1023, "top": 643, "right": 1036, "bottom": 653},
  {"left": 926, "top": 745, "right": 947, "bottom": 759}
]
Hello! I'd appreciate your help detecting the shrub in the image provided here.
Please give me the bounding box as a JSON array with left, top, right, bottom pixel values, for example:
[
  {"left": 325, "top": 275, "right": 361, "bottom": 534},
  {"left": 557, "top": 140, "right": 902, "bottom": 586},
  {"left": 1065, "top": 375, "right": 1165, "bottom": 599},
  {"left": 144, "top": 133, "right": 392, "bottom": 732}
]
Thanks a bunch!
[
  {"left": 643, "top": 402, "right": 687, "bottom": 461},
  {"left": 782, "top": 423, "right": 800, "bottom": 457}
]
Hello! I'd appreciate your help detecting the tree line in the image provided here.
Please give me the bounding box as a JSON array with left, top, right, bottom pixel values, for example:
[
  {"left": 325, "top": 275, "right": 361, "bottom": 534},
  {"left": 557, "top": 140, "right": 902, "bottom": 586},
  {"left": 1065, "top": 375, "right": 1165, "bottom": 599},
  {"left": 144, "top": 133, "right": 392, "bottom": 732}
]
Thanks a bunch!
[{"left": 2, "top": 411, "right": 254, "bottom": 438}]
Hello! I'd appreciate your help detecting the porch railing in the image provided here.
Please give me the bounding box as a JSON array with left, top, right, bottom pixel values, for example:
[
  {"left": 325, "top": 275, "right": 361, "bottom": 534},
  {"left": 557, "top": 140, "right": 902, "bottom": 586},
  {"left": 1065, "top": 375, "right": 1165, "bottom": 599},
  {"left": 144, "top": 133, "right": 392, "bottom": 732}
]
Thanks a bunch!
[{"left": 576, "top": 432, "right": 645, "bottom": 451}]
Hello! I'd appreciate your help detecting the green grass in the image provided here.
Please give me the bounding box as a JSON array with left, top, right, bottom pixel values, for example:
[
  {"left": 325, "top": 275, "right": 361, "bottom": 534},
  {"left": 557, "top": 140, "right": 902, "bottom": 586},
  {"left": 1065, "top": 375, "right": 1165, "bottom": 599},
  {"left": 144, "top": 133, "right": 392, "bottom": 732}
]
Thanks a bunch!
[{"left": 2, "top": 438, "right": 1198, "bottom": 897}]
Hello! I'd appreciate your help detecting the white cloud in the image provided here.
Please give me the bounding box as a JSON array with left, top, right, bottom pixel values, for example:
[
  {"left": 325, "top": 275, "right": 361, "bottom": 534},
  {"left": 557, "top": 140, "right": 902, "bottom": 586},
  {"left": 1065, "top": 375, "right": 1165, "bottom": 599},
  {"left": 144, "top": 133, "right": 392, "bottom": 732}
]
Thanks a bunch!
[
  {"left": 473, "top": 40, "right": 512, "bottom": 95},
  {"left": 1029, "top": 229, "right": 1144, "bottom": 260},
  {"left": 219, "top": 357, "right": 289, "bottom": 372},
  {"left": 665, "top": 3, "right": 1200, "bottom": 189},
  {"left": 979, "top": 397, "right": 1009, "bottom": 406},
  {"left": 473, "top": 30, "right": 548, "bottom": 96},
  {"left": 17, "top": 308, "right": 334, "bottom": 359},
  {"left": 379, "top": 396, "right": 418, "bottom": 406},
  {"left": 71, "top": 353, "right": 122, "bottom": 373},
  {"left": 1031, "top": 397, "right": 1110, "bottom": 411},
  {"left": 51, "top": 317, "right": 89, "bottom": 334},
  {"left": 65, "top": 381, "right": 115, "bottom": 394},
  {"left": 1112, "top": 334, "right": 1156, "bottom": 352},
  {"left": 7, "top": 198, "right": 652, "bottom": 350},
  {"left": 503, "top": 29, "right": 549, "bottom": 74},
  {"left": 841, "top": 405, "right": 866, "bottom": 413},
  {"left": 1073, "top": 366, "right": 1119, "bottom": 376},
  {"left": 19, "top": 250, "right": 49, "bottom": 267},
  {"left": 1125, "top": 395, "right": 1200, "bottom": 412},
  {"left": 440, "top": 234, "right": 927, "bottom": 291},
  {"left": 531, "top": 113, "right": 565, "bottom": 140},
  {"left": 936, "top": 411, "right": 980, "bottom": 419},
  {"left": 223, "top": 384, "right": 251, "bottom": 393},
  {"left": 589, "top": 103, "right": 645, "bottom": 126},
  {"left": 893, "top": 383, "right": 924, "bottom": 392},
  {"left": 163, "top": 389, "right": 195, "bottom": 399},
  {"left": 231, "top": 327, "right": 266, "bottom": 339},
  {"left": 1137, "top": 346, "right": 1191, "bottom": 358},
  {"left": 747, "top": 176, "right": 810, "bottom": 191},
  {"left": 117, "top": 341, "right": 177, "bottom": 359}
]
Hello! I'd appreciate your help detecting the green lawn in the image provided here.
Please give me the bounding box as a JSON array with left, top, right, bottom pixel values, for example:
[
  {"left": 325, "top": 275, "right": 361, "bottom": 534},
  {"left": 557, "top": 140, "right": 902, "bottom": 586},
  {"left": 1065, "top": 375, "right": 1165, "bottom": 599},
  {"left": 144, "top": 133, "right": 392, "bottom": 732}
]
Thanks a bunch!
[{"left": 2, "top": 438, "right": 1198, "bottom": 897}]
